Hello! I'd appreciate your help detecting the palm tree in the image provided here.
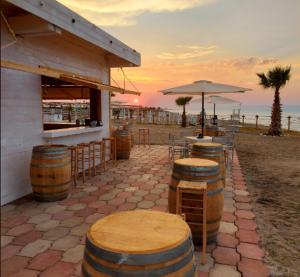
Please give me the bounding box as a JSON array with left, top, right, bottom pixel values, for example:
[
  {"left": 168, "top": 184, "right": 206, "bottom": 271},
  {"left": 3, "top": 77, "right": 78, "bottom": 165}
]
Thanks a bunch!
[
  {"left": 175, "top": 96, "right": 193, "bottom": 127},
  {"left": 257, "top": 66, "right": 291, "bottom": 136}
]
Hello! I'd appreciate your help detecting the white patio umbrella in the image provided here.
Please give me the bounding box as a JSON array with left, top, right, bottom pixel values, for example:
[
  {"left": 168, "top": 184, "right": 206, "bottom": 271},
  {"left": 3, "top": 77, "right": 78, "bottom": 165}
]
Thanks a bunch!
[
  {"left": 193, "top": 95, "right": 241, "bottom": 124},
  {"left": 160, "top": 80, "right": 251, "bottom": 137}
]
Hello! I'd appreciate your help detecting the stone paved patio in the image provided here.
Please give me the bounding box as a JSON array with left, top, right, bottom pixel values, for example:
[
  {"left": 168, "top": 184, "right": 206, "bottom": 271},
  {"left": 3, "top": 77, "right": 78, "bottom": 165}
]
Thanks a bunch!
[{"left": 1, "top": 145, "right": 269, "bottom": 276}]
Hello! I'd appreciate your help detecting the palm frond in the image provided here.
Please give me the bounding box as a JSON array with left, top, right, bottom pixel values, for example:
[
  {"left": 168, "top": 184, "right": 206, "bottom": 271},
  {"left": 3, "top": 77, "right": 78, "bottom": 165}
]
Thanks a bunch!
[
  {"left": 175, "top": 96, "right": 193, "bottom": 106},
  {"left": 257, "top": 73, "right": 270, "bottom": 88}
]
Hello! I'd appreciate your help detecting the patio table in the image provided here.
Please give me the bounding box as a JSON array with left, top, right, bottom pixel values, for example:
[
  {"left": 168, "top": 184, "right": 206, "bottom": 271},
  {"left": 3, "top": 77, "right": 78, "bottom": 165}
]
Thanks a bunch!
[{"left": 185, "top": 136, "right": 212, "bottom": 143}]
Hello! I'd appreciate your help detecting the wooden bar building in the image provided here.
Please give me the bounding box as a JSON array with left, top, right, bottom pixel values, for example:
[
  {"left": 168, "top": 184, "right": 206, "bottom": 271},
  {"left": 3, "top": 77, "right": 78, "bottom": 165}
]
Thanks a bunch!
[{"left": 1, "top": 0, "right": 141, "bottom": 204}]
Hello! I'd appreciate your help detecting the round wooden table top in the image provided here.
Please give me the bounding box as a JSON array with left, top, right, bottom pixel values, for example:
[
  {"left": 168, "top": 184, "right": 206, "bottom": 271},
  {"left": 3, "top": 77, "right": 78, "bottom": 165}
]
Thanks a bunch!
[
  {"left": 193, "top": 142, "right": 223, "bottom": 148},
  {"left": 87, "top": 210, "right": 190, "bottom": 254},
  {"left": 174, "top": 158, "right": 218, "bottom": 167}
]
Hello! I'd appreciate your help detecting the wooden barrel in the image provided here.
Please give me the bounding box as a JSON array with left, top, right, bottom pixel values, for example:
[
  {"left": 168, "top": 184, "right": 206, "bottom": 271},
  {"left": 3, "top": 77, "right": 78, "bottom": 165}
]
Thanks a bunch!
[
  {"left": 169, "top": 158, "right": 224, "bottom": 243},
  {"left": 192, "top": 142, "right": 226, "bottom": 187},
  {"left": 30, "top": 145, "right": 71, "bottom": 202},
  {"left": 82, "top": 210, "right": 196, "bottom": 277},
  {"left": 204, "top": 126, "right": 219, "bottom": 137},
  {"left": 114, "top": 129, "right": 131, "bottom": 159}
]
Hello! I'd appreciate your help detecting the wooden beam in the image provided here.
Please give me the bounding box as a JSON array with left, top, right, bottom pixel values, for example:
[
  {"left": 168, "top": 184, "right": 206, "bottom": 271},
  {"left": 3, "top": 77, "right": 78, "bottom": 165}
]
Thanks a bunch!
[
  {"left": 7, "top": 14, "right": 62, "bottom": 37},
  {"left": 1, "top": 60, "right": 141, "bottom": 95}
]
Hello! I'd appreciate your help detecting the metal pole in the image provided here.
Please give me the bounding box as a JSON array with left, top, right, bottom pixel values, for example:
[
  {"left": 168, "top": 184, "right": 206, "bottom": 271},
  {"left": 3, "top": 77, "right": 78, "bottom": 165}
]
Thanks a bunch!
[
  {"left": 287, "top": 116, "right": 291, "bottom": 131},
  {"left": 201, "top": 92, "right": 204, "bottom": 138},
  {"left": 255, "top": 115, "right": 259, "bottom": 129}
]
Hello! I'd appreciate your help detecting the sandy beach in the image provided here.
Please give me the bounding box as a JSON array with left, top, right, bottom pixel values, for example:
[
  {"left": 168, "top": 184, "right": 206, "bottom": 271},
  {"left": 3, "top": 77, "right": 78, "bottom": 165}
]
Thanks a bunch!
[{"left": 235, "top": 132, "right": 300, "bottom": 275}]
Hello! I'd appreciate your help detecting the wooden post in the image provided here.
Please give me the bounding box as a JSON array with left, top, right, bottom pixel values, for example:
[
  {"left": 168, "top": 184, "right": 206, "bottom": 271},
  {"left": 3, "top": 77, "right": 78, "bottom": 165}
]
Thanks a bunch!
[
  {"left": 287, "top": 116, "right": 291, "bottom": 131},
  {"left": 242, "top": 115, "right": 245, "bottom": 125},
  {"left": 255, "top": 115, "right": 259, "bottom": 130}
]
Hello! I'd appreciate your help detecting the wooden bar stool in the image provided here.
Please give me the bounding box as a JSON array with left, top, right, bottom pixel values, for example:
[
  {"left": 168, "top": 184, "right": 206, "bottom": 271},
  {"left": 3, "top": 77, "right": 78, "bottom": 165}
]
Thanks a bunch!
[
  {"left": 138, "top": 128, "right": 150, "bottom": 147},
  {"left": 103, "top": 137, "right": 116, "bottom": 170},
  {"left": 76, "top": 145, "right": 85, "bottom": 183},
  {"left": 68, "top": 145, "right": 78, "bottom": 186},
  {"left": 90, "top": 140, "right": 104, "bottom": 174},
  {"left": 77, "top": 142, "right": 92, "bottom": 178},
  {"left": 176, "top": 180, "right": 207, "bottom": 265}
]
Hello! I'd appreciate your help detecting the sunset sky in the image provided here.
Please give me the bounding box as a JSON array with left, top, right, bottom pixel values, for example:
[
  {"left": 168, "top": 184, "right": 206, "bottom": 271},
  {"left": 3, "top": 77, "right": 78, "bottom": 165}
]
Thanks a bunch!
[{"left": 59, "top": 0, "right": 300, "bottom": 109}]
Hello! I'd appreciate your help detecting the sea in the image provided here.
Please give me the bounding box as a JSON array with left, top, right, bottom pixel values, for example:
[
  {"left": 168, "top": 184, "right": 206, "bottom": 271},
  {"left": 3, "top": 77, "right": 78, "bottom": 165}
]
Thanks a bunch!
[{"left": 170, "top": 104, "right": 300, "bottom": 131}]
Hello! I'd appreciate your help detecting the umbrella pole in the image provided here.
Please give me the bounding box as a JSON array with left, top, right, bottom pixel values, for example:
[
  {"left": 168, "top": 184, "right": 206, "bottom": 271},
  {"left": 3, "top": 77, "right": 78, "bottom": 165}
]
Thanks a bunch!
[
  {"left": 201, "top": 92, "right": 204, "bottom": 138},
  {"left": 213, "top": 103, "right": 216, "bottom": 125}
]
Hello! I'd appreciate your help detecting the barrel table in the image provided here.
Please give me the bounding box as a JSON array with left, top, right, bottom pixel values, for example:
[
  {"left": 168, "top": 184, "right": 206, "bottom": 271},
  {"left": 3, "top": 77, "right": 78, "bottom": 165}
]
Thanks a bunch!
[
  {"left": 192, "top": 142, "right": 226, "bottom": 187},
  {"left": 114, "top": 129, "right": 131, "bottom": 159},
  {"left": 30, "top": 144, "right": 71, "bottom": 202},
  {"left": 82, "top": 210, "right": 196, "bottom": 277},
  {"left": 169, "top": 158, "right": 224, "bottom": 243}
]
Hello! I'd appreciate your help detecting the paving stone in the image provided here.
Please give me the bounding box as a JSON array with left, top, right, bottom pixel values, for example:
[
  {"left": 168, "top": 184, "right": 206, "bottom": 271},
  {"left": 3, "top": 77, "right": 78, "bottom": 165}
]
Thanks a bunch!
[
  {"left": 2, "top": 215, "right": 28, "bottom": 228},
  {"left": 108, "top": 197, "right": 125, "bottom": 206},
  {"left": 28, "top": 249, "right": 62, "bottom": 271},
  {"left": 71, "top": 191, "right": 89, "bottom": 198},
  {"left": 13, "top": 230, "right": 43, "bottom": 246},
  {"left": 144, "top": 194, "right": 160, "bottom": 201},
  {"left": 197, "top": 253, "right": 214, "bottom": 272},
  {"left": 1, "top": 204, "right": 16, "bottom": 213},
  {"left": 83, "top": 186, "right": 98, "bottom": 192},
  {"left": 52, "top": 210, "right": 74, "bottom": 220},
  {"left": 156, "top": 183, "right": 168, "bottom": 189},
  {"left": 1, "top": 255, "right": 30, "bottom": 276},
  {"left": 223, "top": 191, "right": 234, "bottom": 198},
  {"left": 127, "top": 196, "right": 143, "bottom": 203},
  {"left": 224, "top": 186, "right": 233, "bottom": 192},
  {"left": 222, "top": 212, "right": 235, "bottom": 223},
  {"left": 75, "top": 207, "right": 97, "bottom": 217},
  {"left": 85, "top": 213, "right": 104, "bottom": 224},
  {"left": 19, "top": 239, "right": 52, "bottom": 257},
  {"left": 155, "top": 198, "right": 168, "bottom": 206},
  {"left": 117, "top": 191, "right": 132, "bottom": 198},
  {"left": 51, "top": 235, "right": 80, "bottom": 251},
  {"left": 134, "top": 190, "right": 148, "bottom": 196},
  {"left": 236, "top": 230, "right": 260, "bottom": 244},
  {"left": 116, "top": 183, "right": 129, "bottom": 189},
  {"left": 59, "top": 198, "right": 78, "bottom": 206},
  {"left": 1, "top": 235, "right": 14, "bottom": 247},
  {"left": 151, "top": 205, "right": 168, "bottom": 212},
  {"left": 22, "top": 207, "right": 44, "bottom": 217},
  {"left": 223, "top": 203, "right": 235, "bottom": 213},
  {"left": 234, "top": 195, "right": 251, "bottom": 203},
  {"left": 13, "top": 268, "right": 40, "bottom": 277},
  {"left": 235, "top": 219, "right": 257, "bottom": 230},
  {"left": 43, "top": 227, "right": 69, "bottom": 241},
  {"left": 138, "top": 200, "right": 155, "bottom": 209},
  {"left": 1, "top": 244, "right": 22, "bottom": 261},
  {"left": 217, "top": 233, "right": 238, "bottom": 248},
  {"left": 7, "top": 223, "right": 34, "bottom": 236},
  {"left": 235, "top": 202, "right": 252, "bottom": 210},
  {"left": 36, "top": 220, "right": 60, "bottom": 231},
  {"left": 234, "top": 190, "right": 249, "bottom": 196},
  {"left": 45, "top": 205, "right": 66, "bottom": 214},
  {"left": 110, "top": 188, "right": 122, "bottom": 195},
  {"left": 62, "top": 245, "right": 85, "bottom": 263},
  {"left": 39, "top": 261, "right": 75, "bottom": 277},
  {"left": 160, "top": 191, "right": 168, "bottom": 198},
  {"left": 212, "top": 246, "right": 240, "bottom": 266},
  {"left": 219, "top": 222, "right": 237, "bottom": 234},
  {"left": 237, "top": 243, "right": 265, "bottom": 260},
  {"left": 28, "top": 213, "right": 52, "bottom": 224},
  {"left": 67, "top": 203, "right": 87, "bottom": 211},
  {"left": 150, "top": 188, "right": 164, "bottom": 195},
  {"left": 209, "top": 264, "right": 241, "bottom": 277},
  {"left": 197, "top": 272, "right": 209, "bottom": 277},
  {"left": 98, "top": 204, "right": 117, "bottom": 214},
  {"left": 238, "top": 258, "right": 270, "bottom": 277},
  {"left": 70, "top": 223, "right": 89, "bottom": 237},
  {"left": 60, "top": 216, "right": 83, "bottom": 228},
  {"left": 88, "top": 200, "right": 106, "bottom": 209},
  {"left": 235, "top": 210, "right": 255, "bottom": 220},
  {"left": 118, "top": 202, "right": 137, "bottom": 211}
]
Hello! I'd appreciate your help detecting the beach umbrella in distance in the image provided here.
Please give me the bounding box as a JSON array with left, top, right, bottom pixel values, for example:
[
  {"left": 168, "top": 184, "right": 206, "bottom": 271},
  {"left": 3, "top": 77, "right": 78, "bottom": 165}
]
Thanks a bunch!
[
  {"left": 160, "top": 80, "right": 251, "bottom": 137},
  {"left": 192, "top": 95, "right": 241, "bottom": 124}
]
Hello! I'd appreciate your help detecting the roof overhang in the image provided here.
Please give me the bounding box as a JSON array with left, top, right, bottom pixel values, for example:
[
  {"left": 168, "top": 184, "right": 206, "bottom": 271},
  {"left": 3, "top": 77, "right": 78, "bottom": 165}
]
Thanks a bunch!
[{"left": 3, "top": 0, "right": 141, "bottom": 67}]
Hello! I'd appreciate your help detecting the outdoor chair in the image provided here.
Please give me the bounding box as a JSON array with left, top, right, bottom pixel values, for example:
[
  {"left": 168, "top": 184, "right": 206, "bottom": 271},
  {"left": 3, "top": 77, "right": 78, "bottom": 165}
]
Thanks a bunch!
[{"left": 168, "top": 133, "right": 189, "bottom": 163}]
